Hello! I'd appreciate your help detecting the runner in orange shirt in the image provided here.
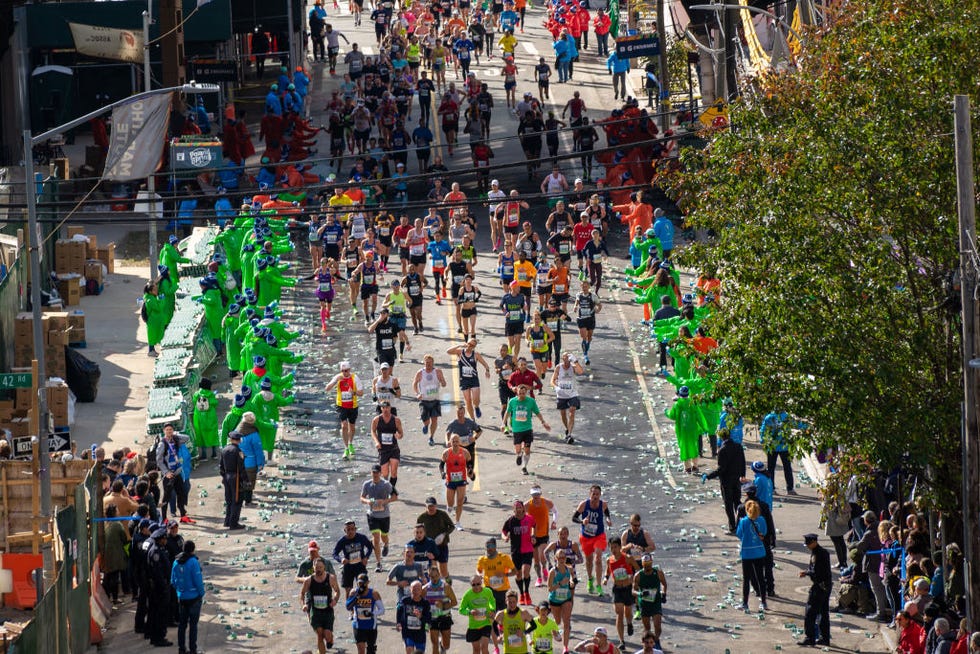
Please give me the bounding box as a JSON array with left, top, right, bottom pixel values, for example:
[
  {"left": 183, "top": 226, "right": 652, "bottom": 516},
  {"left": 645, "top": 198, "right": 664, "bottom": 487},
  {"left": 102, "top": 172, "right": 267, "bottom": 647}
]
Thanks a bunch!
[{"left": 524, "top": 485, "right": 557, "bottom": 588}]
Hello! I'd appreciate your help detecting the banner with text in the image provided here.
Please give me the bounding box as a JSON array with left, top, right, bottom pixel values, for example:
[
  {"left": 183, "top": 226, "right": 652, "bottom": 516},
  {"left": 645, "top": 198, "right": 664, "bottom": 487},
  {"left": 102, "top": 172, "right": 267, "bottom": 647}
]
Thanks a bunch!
[
  {"left": 68, "top": 23, "right": 144, "bottom": 64},
  {"left": 102, "top": 94, "right": 172, "bottom": 182}
]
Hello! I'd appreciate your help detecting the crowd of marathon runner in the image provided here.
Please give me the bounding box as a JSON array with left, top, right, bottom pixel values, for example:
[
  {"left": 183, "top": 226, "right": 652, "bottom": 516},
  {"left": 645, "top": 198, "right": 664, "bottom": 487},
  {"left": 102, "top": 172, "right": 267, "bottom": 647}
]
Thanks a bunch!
[{"left": 93, "top": 0, "right": 967, "bottom": 652}]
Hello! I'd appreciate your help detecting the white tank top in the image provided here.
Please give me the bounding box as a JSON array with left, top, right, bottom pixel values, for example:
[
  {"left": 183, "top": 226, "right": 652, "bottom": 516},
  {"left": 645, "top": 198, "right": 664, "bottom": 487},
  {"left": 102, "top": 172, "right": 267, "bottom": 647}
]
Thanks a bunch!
[
  {"left": 374, "top": 375, "right": 397, "bottom": 403},
  {"left": 418, "top": 369, "right": 441, "bottom": 400},
  {"left": 554, "top": 364, "right": 578, "bottom": 399}
]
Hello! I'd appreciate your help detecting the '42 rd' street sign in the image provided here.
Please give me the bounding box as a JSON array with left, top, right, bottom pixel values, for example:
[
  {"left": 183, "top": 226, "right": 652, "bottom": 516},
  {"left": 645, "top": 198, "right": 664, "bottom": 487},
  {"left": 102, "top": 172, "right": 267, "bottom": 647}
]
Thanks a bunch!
[{"left": 0, "top": 373, "right": 31, "bottom": 390}]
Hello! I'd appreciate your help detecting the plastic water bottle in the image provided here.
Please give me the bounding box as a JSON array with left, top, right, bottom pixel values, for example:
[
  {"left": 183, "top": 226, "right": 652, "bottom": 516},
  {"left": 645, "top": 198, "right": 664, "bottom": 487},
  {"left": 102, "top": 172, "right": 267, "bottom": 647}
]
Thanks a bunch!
[{"left": 91, "top": 444, "right": 97, "bottom": 458}]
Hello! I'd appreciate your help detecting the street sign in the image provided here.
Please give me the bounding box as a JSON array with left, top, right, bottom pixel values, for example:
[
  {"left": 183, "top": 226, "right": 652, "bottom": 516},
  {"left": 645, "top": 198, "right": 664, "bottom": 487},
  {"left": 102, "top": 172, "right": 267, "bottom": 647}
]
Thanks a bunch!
[
  {"left": 0, "top": 372, "right": 32, "bottom": 390},
  {"left": 187, "top": 59, "right": 239, "bottom": 83},
  {"left": 11, "top": 436, "right": 33, "bottom": 458},
  {"left": 48, "top": 431, "right": 71, "bottom": 453},
  {"left": 615, "top": 34, "right": 660, "bottom": 59}
]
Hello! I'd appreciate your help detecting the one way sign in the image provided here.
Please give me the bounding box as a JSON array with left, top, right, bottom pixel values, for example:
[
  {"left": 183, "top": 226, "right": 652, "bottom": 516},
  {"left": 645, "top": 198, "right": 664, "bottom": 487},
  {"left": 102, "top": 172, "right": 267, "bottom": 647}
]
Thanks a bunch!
[{"left": 48, "top": 432, "right": 72, "bottom": 453}]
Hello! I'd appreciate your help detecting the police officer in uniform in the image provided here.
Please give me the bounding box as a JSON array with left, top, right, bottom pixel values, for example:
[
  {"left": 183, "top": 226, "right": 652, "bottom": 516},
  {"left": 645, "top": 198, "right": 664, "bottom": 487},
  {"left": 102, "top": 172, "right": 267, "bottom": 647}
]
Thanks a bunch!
[
  {"left": 798, "top": 533, "right": 832, "bottom": 647},
  {"left": 220, "top": 431, "right": 248, "bottom": 529},
  {"left": 132, "top": 518, "right": 154, "bottom": 637},
  {"left": 146, "top": 526, "right": 174, "bottom": 646}
]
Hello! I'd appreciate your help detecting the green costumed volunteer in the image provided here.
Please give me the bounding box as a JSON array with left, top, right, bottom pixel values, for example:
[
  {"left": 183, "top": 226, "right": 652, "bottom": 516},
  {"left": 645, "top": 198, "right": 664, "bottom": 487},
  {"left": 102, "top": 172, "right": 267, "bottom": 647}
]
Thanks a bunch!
[
  {"left": 223, "top": 304, "right": 244, "bottom": 376},
  {"left": 142, "top": 282, "right": 168, "bottom": 356},
  {"left": 191, "top": 377, "right": 220, "bottom": 458},
  {"left": 254, "top": 256, "right": 298, "bottom": 307},
  {"left": 193, "top": 274, "right": 227, "bottom": 352},
  {"left": 665, "top": 386, "right": 708, "bottom": 470},
  {"left": 251, "top": 377, "right": 295, "bottom": 455},
  {"left": 159, "top": 234, "right": 191, "bottom": 282}
]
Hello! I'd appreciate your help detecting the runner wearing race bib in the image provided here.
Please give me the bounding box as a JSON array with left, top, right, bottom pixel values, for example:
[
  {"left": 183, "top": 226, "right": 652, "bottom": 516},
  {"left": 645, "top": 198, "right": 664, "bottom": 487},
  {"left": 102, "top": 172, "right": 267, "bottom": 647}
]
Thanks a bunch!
[
  {"left": 573, "top": 485, "right": 612, "bottom": 596},
  {"left": 324, "top": 362, "right": 364, "bottom": 460},
  {"left": 413, "top": 356, "right": 448, "bottom": 444},
  {"left": 332, "top": 521, "right": 374, "bottom": 591},
  {"left": 602, "top": 537, "right": 638, "bottom": 647},
  {"left": 360, "top": 466, "right": 395, "bottom": 572},
  {"left": 494, "top": 591, "right": 534, "bottom": 654},
  {"left": 440, "top": 435, "right": 472, "bottom": 526},
  {"left": 460, "top": 576, "right": 496, "bottom": 650},
  {"left": 551, "top": 352, "right": 585, "bottom": 444},
  {"left": 424, "top": 566, "right": 458, "bottom": 654},
  {"left": 633, "top": 553, "right": 667, "bottom": 644},
  {"left": 505, "top": 384, "right": 550, "bottom": 477},
  {"left": 301, "top": 558, "right": 338, "bottom": 653},
  {"left": 573, "top": 280, "right": 602, "bottom": 365},
  {"left": 529, "top": 602, "right": 562, "bottom": 654}
]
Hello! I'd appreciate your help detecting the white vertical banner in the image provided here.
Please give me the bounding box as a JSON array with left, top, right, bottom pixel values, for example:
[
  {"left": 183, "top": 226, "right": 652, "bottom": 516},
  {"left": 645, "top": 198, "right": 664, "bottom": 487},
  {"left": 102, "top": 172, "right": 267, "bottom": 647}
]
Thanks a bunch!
[{"left": 102, "top": 93, "right": 173, "bottom": 182}]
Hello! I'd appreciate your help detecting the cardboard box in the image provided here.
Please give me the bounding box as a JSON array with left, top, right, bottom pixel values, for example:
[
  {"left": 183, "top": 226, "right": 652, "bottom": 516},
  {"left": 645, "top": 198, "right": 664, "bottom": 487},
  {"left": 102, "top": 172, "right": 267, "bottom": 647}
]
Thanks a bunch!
[
  {"left": 55, "top": 279, "right": 81, "bottom": 306},
  {"left": 96, "top": 243, "right": 115, "bottom": 274},
  {"left": 13, "top": 346, "right": 33, "bottom": 368},
  {"left": 86, "top": 234, "right": 98, "bottom": 257},
  {"left": 6, "top": 418, "right": 29, "bottom": 438},
  {"left": 15, "top": 387, "right": 31, "bottom": 410},
  {"left": 84, "top": 260, "right": 104, "bottom": 286},
  {"left": 44, "top": 312, "right": 69, "bottom": 332},
  {"left": 66, "top": 311, "right": 85, "bottom": 331},
  {"left": 68, "top": 328, "right": 86, "bottom": 344},
  {"left": 66, "top": 226, "right": 85, "bottom": 238},
  {"left": 55, "top": 239, "right": 87, "bottom": 276},
  {"left": 14, "top": 313, "right": 33, "bottom": 348},
  {"left": 47, "top": 329, "right": 69, "bottom": 347}
]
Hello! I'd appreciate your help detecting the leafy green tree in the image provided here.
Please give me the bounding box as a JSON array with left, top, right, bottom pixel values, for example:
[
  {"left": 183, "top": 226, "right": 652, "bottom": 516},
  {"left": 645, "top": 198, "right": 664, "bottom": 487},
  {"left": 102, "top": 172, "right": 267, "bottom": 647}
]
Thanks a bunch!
[{"left": 663, "top": 0, "right": 980, "bottom": 509}]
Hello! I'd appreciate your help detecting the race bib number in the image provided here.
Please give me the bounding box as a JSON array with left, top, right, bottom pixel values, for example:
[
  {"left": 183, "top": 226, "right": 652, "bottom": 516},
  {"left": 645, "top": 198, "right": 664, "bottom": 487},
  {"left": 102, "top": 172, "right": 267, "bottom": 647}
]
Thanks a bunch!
[
  {"left": 580, "top": 307, "right": 593, "bottom": 317},
  {"left": 508, "top": 634, "right": 523, "bottom": 646},
  {"left": 477, "top": 160, "right": 489, "bottom": 167},
  {"left": 356, "top": 605, "right": 372, "bottom": 619},
  {"left": 552, "top": 587, "right": 570, "bottom": 601},
  {"left": 509, "top": 310, "right": 523, "bottom": 320},
  {"left": 515, "top": 409, "right": 529, "bottom": 422},
  {"left": 613, "top": 567, "right": 629, "bottom": 581},
  {"left": 489, "top": 575, "right": 503, "bottom": 588},
  {"left": 411, "top": 244, "right": 425, "bottom": 255},
  {"left": 318, "top": 282, "right": 332, "bottom": 292},
  {"left": 348, "top": 551, "right": 361, "bottom": 564},
  {"left": 554, "top": 283, "right": 566, "bottom": 293},
  {"left": 342, "top": 391, "right": 354, "bottom": 402},
  {"left": 450, "top": 470, "right": 464, "bottom": 482},
  {"left": 371, "top": 500, "right": 386, "bottom": 512},
  {"left": 462, "top": 367, "right": 476, "bottom": 377},
  {"left": 425, "top": 387, "right": 439, "bottom": 399},
  {"left": 559, "top": 242, "right": 570, "bottom": 254},
  {"left": 381, "top": 338, "right": 394, "bottom": 349},
  {"left": 381, "top": 432, "right": 395, "bottom": 445},
  {"left": 313, "top": 595, "right": 330, "bottom": 609},
  {"left": 380, "top": 226, "right": 391, "bottom": 236},
  {"left": 559, "top": 381, "right": 573, "bottom": 391},
  {"left": 517, "top": 271, "right": 528, "bottom": 281},
  {"left": 471, "top": 608, "right": 486, "bottom": 620},
  {"left": 407, "top": 614, "right": 422, "bottom": 630},
  {"left": 583, "top": 523, "right": 597, "bottom": 537}
]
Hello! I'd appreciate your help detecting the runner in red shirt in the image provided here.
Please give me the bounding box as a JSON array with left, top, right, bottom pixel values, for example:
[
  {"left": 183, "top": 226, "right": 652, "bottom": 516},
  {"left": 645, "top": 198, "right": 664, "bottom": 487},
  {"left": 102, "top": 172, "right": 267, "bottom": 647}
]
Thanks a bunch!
[
  {"left": 572, "top": 212, "right": 594, "bottom": 277},
  {"left": 392, "top": 215, "right": 413, "bottom": 275},
  {"left": 506, "top": 358, "right": 543, "bottom": 397},
  {"left": 602, "top": 537, "right": 638, "bottom": 649}
]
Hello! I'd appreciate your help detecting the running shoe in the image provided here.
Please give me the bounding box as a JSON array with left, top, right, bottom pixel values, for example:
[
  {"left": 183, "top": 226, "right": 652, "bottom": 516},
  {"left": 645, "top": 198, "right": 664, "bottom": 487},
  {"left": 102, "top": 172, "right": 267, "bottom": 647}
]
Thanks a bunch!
[
  {"left": 739, "top": 602, "right": 749, "bottom": 612},
  {"left": 564, "top": 434, "right": 575, "bottom": 444},
  {"left": 584, "top": 356, "right": 590, "bottom": 365},
  {"left": 760, "top": 601, "right": 768, "bottom": 611},
  {"left": 618, "top": 640, "right": 626, "bottom": 651},
  {"left": 587, "top": 579, "right": 595, "bottom": 594},
  {"left": 516, "top": 455, "right": 522, "bottom": 466},
  {"left": 382, "top": 544, "right": 389, "bottom": 557},
  {"left": 595, "top": 584, "right": 605, "bottom": 597},
  {"left": 633, "top": 608, "right": 641, "bottom": 621},
  {"left": 475, "top": 407, "right": 482, "bottom": 418},
  {"left": 428, "top": 436, "right": 435, "bottom": 446},
  {"left": 179, "top": 516, "right": 196, "bottom": 524},
  {"left": 535, "top": 577, "right": 544, "bottom": 587},
  {"left": 626, "top": 621, "right": 633, "bottom": 636},
  {"left": 456, "top": 523, "right": 464, "bottom": 531},
  {"left": 422, "top": 424, "right": 429, "bottom": 435},
  {"left": 441, "top": 288, "right": 447, "bottom": 298},
  {"left": 375, "top": 563, "right": 383, "bottom": 573},
  {"left": 436, "top": 298, "right": 442, "bottom": 305},
  {"left": 522, "top": 466, "right": 528, "bottom": 475}
]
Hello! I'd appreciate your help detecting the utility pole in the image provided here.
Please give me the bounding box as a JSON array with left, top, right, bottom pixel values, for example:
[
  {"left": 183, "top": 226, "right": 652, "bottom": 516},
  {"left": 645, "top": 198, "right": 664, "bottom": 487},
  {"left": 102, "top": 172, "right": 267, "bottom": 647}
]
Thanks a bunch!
[
  {"left": 954, "top": 94, "right": 980, "bottom": 630},
  {"left": 144, "top": 4, "right": 159, "bottom": 282},
  {"left": 656, "top": 0, "right": 669, "bottom": 132}
]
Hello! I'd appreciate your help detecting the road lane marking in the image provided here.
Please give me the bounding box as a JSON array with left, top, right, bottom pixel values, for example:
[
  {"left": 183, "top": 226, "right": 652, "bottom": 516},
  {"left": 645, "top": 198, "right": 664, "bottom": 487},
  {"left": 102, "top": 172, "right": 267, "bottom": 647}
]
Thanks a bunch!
[{"left": 612, "top": 287, "right": 678, "bottom": 490}]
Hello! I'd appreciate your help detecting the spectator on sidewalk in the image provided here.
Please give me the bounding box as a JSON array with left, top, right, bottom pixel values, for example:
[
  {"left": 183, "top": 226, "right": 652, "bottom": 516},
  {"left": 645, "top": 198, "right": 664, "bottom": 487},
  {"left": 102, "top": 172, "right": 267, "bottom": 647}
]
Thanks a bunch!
[
  {"left": 896, "top": 609, "right": 926, "bottom": 654},
  {"left": 155, "top": 424, "right": 191, "bottom": 524},
  {"left": 146, "top": 526, "right": 173, "bottom": 646},
  {"left": 703, "top": 429, "right": 745, "bottom": 533},
  {"left": 102, "top": 504, "right": 130, "bottom": 604}
]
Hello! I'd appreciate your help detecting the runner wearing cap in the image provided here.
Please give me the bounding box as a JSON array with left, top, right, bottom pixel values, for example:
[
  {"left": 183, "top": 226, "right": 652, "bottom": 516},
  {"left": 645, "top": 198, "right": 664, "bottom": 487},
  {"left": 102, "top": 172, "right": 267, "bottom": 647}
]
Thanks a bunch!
[
  {"left": 369, "top": 308, "right": 400, "bottom": 368},
  {"left": 504, "top": 383, "right": 550, "bottom": 476},
  {"left": 524, "top": 503, "right": 553, "bottom": 568},
  {"left": 478, "top": 537, "right": 516, "bottom": 650},
  {"left": 372, "top": 363, "right": 401, "bottom": 415},
  {"left": 551, "top": 352, "right": 584, "bottom": 443},
  {"left": 417, "top": 499, "right": 456, "bottom": 579},
  {"left": 573, "top": 279, "right": 601, "bottom": 365},
  {"left": 360, "top": 468, "right": 395, "bottom": 571},
  {"left": 494, "top": 590, "right": 534, "bottom": 654},
  {"left": 383, "top": 279, "right": 412, "bottom": 361},
  {"left": 301, "top": 557, "right": 339, "bottom": 653},
  {"left": 325, "top": 362, "right": 365, "bottom": 460},
  {"left": 332, "top": 520, "right": 374, "bottom": 593},
  {"left": 571, "top": 627, "right": 616, "bottom": 654},
  {"left": 441, "top": 433, "right": 473, "bottom": 527},
  {"left": 459, "top": 574, "right": 496, "bottom": 654},
  {"left": 632, "top": 553, "right": 667, "bottom": 646},
  {"left": 445, "top": 403, "right": 484, "bottom": 483},
  {"left": 352, "top": 251, "right": 383, "bottom": 324},
  {"left": 414, "top": 355, "right": 448, "bottom": 445},
  {"left": 296, "top": 540, "right": 340, "bottom": 586}
]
